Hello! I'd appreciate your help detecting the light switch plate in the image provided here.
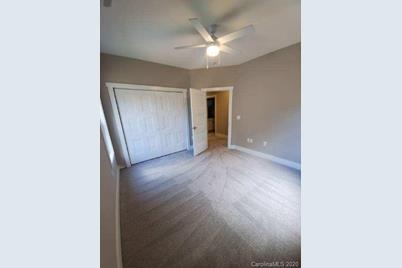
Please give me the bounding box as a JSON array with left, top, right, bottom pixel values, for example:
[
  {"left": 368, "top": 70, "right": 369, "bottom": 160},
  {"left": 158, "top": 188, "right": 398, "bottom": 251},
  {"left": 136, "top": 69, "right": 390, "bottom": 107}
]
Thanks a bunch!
[{"left": 236, "top": 115, "right": 241, "bottom": 120}]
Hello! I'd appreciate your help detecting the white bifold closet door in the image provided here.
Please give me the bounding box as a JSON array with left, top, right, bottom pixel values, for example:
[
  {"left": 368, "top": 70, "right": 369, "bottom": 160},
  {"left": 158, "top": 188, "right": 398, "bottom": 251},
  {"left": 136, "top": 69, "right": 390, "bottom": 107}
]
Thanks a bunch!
[{"left": 115, "top": 89, "right": 187, "bottom": 164}]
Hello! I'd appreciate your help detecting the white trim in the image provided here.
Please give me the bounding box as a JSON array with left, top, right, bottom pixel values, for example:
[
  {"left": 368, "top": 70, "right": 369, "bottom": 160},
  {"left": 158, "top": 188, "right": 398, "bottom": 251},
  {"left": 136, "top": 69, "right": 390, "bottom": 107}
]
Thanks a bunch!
[
  {"left": 106, "top": 82, "right": 190, "bottom": 168},
  {"left": 107, "top": 86, "right": 131, "bottom": 168},
  {"left": 231, "top": 145, "right": 301, "bottom": 170},
  {"left": 201, "top": 86, "right": 233, "bottom": 148},
  {"left": 105, "top": 82, "right": 187, "bottom": 93},
  {"left": 100, "top": 101, "right": 123, "bottom": 268},
  {"left": 206, "top": 95, "right": 217, "bottom": 134},
  {"left": 201, "top": 86, "right": 232, "bottom": 92},
  {"left": 100, "top": 100, "right": 117, "bottom": 169}
]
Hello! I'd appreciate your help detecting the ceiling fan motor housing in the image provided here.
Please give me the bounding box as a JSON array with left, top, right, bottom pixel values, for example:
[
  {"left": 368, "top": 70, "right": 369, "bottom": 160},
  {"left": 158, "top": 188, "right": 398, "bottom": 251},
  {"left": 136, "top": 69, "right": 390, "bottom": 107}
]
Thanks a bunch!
[
  {"left": 209, "top": 24, "right": 219, "bottom": 40},
  {"left": 174, "top": 18, "right": 254, "bottom": 67}
]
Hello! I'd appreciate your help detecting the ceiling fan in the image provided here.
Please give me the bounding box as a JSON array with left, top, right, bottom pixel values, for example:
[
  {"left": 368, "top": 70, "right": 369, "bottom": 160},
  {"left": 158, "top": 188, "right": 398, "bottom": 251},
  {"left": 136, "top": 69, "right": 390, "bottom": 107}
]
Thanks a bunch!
[{"left": 175, "top": 18, "right": 254, "bottom": 65}]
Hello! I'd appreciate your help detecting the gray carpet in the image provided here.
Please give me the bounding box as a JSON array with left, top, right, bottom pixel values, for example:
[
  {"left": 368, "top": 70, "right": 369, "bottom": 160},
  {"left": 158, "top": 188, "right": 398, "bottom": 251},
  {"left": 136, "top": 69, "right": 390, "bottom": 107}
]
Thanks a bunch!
[{"left": 120, "top": 136, "right": 301, "bottom": 267}]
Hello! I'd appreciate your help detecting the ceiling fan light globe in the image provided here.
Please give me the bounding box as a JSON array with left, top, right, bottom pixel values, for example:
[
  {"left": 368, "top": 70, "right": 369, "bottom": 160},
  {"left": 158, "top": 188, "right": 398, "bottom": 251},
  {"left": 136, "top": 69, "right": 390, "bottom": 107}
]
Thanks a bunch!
[{"left": 206, "top": 45, "right": 220, "bottom": 57}]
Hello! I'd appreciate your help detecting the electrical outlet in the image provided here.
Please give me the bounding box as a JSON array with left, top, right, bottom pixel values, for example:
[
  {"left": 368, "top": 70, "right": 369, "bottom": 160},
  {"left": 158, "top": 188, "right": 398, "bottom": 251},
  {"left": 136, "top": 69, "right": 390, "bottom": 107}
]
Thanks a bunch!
[
  {"left": 263, "top": 141, "right": 267, "bottom": 147},
  {"left": 236, "top": 115, "right": 241, "bottom": 120}
]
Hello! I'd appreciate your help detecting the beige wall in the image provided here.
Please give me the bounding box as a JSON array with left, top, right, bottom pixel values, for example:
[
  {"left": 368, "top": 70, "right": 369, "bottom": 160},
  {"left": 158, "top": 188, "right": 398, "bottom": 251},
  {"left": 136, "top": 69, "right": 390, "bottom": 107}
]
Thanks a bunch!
[
  {"left": 207, "top": 91, "right": 229, "bottom": 135},
  {"left": 190, "top": 65, "right": 239, "bottom": 89},
  {"left": 237, "top": 44, "right": 300, "bottom": 163},
  {"left": 101, "top": 43, "right": 300, "bottom": 165},
  {"left": 190, "top": 44, "right": 301, "bottom": 163},
  {"left": 100, "top": 130, "right": 120, "bottom": 268},
  {"left": 100, "top": 54, "right": 190, "bottom": 165}
]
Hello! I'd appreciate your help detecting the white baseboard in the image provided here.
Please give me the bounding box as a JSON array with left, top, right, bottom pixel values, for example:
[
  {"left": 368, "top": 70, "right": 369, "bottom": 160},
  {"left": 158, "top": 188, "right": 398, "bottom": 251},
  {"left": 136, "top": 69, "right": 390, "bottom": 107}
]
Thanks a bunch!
[
  {"left": 230, "top": 145, "right": 301, "bottom": 170},
  {"left": 215, "top": 133, "right": 228, "bottom": 138},
  {"left": 117, "top": 164, "right": 125, "bottom": 170}
]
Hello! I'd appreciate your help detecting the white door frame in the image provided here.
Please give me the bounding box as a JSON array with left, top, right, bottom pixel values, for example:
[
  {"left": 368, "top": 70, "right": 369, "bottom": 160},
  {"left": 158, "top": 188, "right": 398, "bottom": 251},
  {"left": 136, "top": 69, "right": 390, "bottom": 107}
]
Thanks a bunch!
[
  {"left": 106, "top": 82, "right": 190, "bottom": 168},
  {"left": 201, "top": 86, "right": 234, "bottom": 148},
  {"left": 206, "top": 95, "right": 217, "bottom": 134}
]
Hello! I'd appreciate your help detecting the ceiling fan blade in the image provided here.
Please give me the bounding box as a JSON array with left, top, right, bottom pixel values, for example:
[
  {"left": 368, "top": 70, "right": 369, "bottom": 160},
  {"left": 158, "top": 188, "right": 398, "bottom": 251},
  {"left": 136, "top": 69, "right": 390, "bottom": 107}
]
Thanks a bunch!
[
  {"left": 220, "top": 45, "right": 237, "bottom": 54},
  {"left": 175, "top": 44, "right": 206, "bottom": 50},
  {"left": 217, "top": 1, "right": 260, "bottom": 24},
  {"left": 103, "top": 0, "right": 112, "bottom": 7},
  {"left": 189, "top": 18, "right": 214, "bottom": 43},
  {"left": 217, "top": 25, "right": 254, "bottom": 44}
]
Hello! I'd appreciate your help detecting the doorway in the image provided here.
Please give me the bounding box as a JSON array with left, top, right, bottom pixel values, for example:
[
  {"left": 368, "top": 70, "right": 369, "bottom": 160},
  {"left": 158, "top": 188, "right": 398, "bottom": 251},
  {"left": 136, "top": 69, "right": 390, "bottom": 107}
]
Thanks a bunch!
[
  {"left": 189, "top": 87, "right": 233, "bottom": 156},
  {"left": 207, "top": 96, "right": 216, "bottom": 134},
  {"left": 202, "top": 87, "right": 233, "bottom": 148}
]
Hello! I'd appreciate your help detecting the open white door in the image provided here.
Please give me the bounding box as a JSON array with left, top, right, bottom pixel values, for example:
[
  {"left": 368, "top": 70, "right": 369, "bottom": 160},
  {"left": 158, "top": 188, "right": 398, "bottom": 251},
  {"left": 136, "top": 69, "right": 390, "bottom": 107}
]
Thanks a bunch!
[{"left": 190, "top": 88, "right": 208, "bottom": 156}]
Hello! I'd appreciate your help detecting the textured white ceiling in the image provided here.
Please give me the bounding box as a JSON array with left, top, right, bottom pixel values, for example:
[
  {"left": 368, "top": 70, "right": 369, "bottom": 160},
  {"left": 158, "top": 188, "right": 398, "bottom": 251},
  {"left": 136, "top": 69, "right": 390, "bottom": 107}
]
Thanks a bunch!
[{"left": 101, "top": 0, "right": 300, "bottom": 69}]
